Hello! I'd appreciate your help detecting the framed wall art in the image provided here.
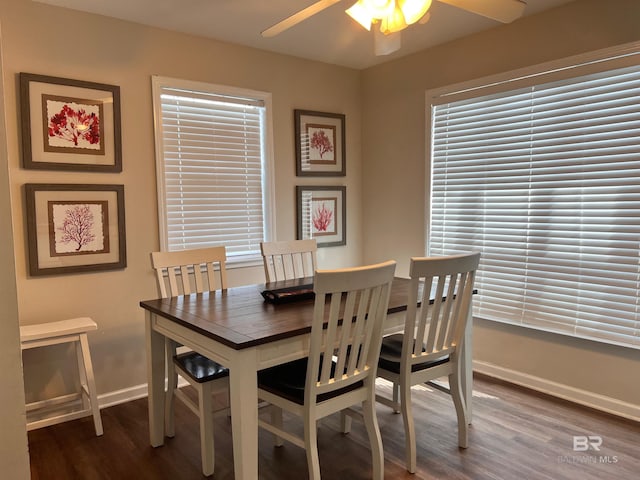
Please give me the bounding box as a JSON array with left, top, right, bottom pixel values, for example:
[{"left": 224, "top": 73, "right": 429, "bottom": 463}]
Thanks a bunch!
[
  {"left": 295, "top": 109, "right": 345, "bottom": 177},
  {"left": 20, "top": 73, "right": 122, "bottom": 172},
  {"left": 25, "top": 184, "right": 127, "bottom": 276},
  {"left": 296, "top": 185, "right": 346, "bottom": 247}
]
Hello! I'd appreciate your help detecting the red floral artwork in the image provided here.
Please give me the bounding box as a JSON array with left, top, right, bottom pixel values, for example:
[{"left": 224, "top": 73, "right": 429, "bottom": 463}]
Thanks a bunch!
[
  {"left": 57, "top": 204, "right": 97, "bottom": 251},
  {"left": 312, "top": 203, "right": 333, "bottom": 232},
  {"left": 310, "top": 130, "right": 333, "bottom": 159},
  {"left": 48, "top": 104, "right": 101, "bottom": 147}
]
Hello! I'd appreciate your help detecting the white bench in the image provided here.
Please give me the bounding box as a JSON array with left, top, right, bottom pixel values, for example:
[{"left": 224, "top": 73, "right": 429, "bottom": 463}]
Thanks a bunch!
[{"left": 20, "top": 317, "right": 103, "bottom": 436}]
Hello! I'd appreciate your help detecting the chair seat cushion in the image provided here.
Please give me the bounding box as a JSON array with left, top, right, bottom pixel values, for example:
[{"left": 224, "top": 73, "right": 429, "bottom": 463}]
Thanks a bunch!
[
  {"left": 378, "top": 334, "right": 449, "bottom": 374},
  {"left": 258, "top": 357, "right": 363, "bottom": 405},
  {"left": 174, "top": 352, "right": 229, "bottom": 383}
]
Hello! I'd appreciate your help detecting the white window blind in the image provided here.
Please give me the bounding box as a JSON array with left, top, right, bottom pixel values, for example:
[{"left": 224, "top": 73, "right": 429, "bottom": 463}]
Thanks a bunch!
[
  {"left": 430, "top": 62, "right": 640, "bottom": 349},
  {"left": 153, "top": 78, "right": 273, "bottom": 262}
]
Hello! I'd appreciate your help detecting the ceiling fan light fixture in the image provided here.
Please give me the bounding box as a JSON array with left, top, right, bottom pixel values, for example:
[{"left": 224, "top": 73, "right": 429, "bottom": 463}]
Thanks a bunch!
[
  {"left": 380, "top": 5, "right": 408, "bottom": 35},
  {"left": 398, "top": 0, "right": 432, "bottom": 25},
  {"left": 363, "top": 0, "right": 396, "bottom": 18},
  {"left": 346, "top": 1, "right": 373, "bottom": 30}
]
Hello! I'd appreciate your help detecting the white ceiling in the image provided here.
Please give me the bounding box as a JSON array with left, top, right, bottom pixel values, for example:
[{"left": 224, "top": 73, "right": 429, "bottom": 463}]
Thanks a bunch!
[{"left": 35, "top": 0, "right": 575, "bottom": 70}]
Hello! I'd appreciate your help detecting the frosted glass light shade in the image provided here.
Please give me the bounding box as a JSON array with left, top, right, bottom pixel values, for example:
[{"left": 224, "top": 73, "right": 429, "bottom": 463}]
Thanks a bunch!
[
  {"left": 346, "top": 1, "right": 374, "bottom": 30},
  {"left": 380, "top": 6, "right": 408, "bottom": 34},
  {"left": 399, "top": 0, "right": 432, "bottom": 25},
  {"left": 363, "top": 0, "right": 396, "bottom": 18}
]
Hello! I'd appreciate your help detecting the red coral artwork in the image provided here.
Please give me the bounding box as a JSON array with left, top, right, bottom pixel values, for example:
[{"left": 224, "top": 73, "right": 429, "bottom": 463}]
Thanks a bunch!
[
  {"left": 311, "top": 197, "right": 337, "bottom": 236},
  {"left": 312, "top": 202, "right": 334, "bottom": 232},
  {"left": 43, "top": 95, "right": 104, "bottom": 153},
  {"left": 307, "top": 124, "right": 336, "bottom": 164},
  {"left": 295, "top": 111, "right": 344, "bottom": 175},
  {"left": 310, "top": 130, "right": 334, "bottom": 160},
  {"left": 297, "top": 186, "right": 345, "bottom": 247},
  {"left": 48, "top": 104, "right": 101, "bottom": 147}
]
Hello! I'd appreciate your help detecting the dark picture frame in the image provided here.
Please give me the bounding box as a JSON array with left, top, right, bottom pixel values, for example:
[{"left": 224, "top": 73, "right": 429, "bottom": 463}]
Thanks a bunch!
[
  {"left": 296, "top": 185, "right": 346, "bottom": 247},
  {"left": 25, "top": 183, "right": 127, "bottom": 276},
  {"left": 20, "top": 73, "right": 122, "bottom": 172},
  {"left": 295, "top": 109, "right": 345, "bottom": 176}
]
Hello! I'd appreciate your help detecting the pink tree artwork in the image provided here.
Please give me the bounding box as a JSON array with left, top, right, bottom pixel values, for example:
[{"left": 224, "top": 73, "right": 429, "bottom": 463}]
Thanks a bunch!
[
  {"left": 51, "top": 202, "right": 107, "bottom": 254},
  {"left": 58, "top": 205, "right": 96, "bottom": 251},
  {"left": 45, "top": 97, "right": 102, "bottom": 151}
]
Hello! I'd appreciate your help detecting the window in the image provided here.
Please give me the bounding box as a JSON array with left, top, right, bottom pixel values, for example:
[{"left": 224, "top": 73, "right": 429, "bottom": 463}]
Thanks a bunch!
[
  {"left": 428, "top": 46, "right": 640, "bottom": 349},
  {"left": 152, "top": 76, "right": 274, "bottom": 265}
]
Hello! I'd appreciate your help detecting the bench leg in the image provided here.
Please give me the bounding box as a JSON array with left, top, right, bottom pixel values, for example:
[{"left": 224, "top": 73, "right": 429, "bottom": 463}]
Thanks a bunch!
[{"left": 79, "top": 334, "right": 103, "bottom": 436}]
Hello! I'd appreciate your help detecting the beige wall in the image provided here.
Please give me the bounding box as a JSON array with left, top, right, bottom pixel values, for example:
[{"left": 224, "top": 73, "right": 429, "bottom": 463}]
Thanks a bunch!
[
  {"left": 361, "top": 0, "right": 640, "bottom": 413},
  {"left": 2, "top": 1, "right": 639, "bottom": 469},
  {"left": 0, "top": 19, "right": 30, "bottom": 478},
  {"left": 1, "top": 0, "right": 363, "bottom": 404}
]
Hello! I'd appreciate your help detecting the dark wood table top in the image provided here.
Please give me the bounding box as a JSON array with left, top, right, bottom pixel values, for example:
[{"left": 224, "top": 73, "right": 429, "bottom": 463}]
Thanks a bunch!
[{"left": 140, "top": 277, "right": 413, "bottom": 350}]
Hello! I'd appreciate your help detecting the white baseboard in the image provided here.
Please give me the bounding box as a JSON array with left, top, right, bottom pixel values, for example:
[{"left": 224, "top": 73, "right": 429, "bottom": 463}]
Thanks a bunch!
[
  {"left": 473, "top": 360, "right": 640, "bottom": 423},
  {"left": 97, "top": 384, "right": 148, "bottom": 409},
  {"left": 97, "top": 377, "right": 189, "bottom": 410},
  {"left": 97, "top": 366, "right": 640, "bottom": 424}
]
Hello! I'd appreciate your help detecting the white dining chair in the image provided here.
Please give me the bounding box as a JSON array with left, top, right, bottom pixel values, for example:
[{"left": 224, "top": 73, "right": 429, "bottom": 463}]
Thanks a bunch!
[
  {"left": 150, "top": 246, "right": 230, "bottom": 477},
  {"left": 260, "top": 239, "right": 317, "bottom": 282},
  {"left": 257, "top": 260, "right": 396, "bottom": 480},
  {"left": 375, "top": 252, "right": 480, "bottom": 473}
]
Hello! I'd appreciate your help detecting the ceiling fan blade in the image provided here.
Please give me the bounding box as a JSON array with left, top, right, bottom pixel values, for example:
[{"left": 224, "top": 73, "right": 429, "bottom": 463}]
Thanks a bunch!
[
  {"left": 437, "top": 0, "right": 526, "bottom": 23},
  {"left": 262, "top": 0, "right": 343, "bottom": 37}
]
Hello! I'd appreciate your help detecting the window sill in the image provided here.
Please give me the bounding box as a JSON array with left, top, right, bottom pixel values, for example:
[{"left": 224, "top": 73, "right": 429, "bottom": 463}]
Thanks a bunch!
[{"left": 227, "top": 256, "right": 263, "bottom": 270}]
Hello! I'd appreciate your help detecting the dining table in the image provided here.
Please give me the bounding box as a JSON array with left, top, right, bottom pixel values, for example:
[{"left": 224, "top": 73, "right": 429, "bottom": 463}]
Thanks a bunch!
[{"left": 140, "top": 276, "right": 474, "bottom": 480}]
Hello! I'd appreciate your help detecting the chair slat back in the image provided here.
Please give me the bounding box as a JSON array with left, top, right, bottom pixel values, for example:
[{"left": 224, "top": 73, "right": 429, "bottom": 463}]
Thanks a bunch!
[
  {"left": 151, "top": 247, "right": 228, "bottom": 298},
  {"left": 404, "top": 253, "right": 480, "bottom": 367},
  {"left": 260, "top": 239, "right": 317, "bottom": 282},
  {"left": 306, "top": 260, "right": 396, "bottom": 401}
]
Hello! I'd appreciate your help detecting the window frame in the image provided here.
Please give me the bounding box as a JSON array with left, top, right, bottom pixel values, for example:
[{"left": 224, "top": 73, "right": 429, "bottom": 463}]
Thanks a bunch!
[
  {"left": 425, "top": 41, "right": 640, "bottom": 349},
  {"left": 151, "top": 76, "right": 276, "bottom": 268}
]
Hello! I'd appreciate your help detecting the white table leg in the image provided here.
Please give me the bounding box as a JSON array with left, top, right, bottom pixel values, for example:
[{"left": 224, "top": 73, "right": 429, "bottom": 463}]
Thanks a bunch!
[
  {"left": 145, "top": 310, "right": 166, "bottom": 447},
  {"left": 229, "top": 349, "right": 259, "bottom": 480}
]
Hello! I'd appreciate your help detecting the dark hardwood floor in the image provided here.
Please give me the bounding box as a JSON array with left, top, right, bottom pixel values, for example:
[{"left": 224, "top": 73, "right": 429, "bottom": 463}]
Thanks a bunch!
[{"left": 28, "top": 374, "right": 640, "bottom": 479}]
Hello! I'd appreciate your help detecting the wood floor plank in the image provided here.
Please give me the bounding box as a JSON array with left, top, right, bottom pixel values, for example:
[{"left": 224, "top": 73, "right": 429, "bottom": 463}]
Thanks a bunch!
[{"left": 28, "top": 375, "right": 640, "bottom": 479}]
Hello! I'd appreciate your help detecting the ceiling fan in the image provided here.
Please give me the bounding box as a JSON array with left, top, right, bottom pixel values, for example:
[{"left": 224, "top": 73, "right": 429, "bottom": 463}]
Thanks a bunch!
[{"left": 262, "top": 0, "right": 527, "bottom": 56}]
